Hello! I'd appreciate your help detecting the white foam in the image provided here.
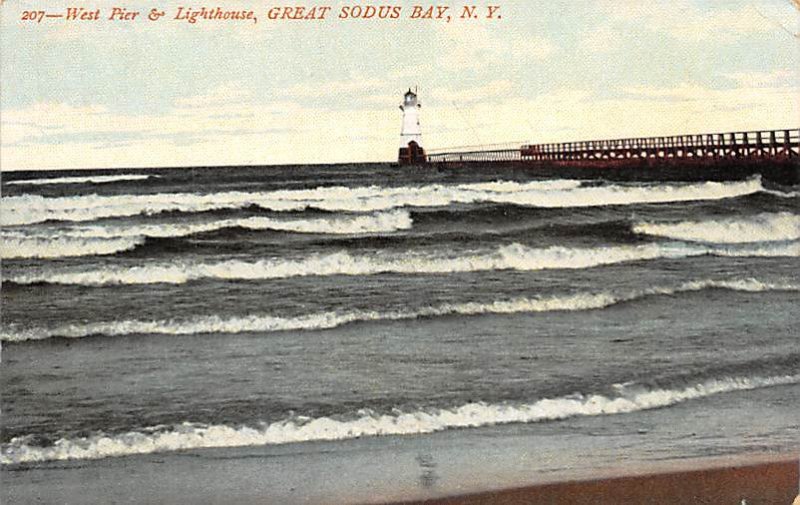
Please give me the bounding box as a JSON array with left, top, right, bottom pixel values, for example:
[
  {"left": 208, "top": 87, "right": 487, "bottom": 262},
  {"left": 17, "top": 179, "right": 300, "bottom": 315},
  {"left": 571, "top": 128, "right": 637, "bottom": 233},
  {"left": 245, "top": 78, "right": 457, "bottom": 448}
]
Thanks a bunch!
[
  {"left": 1, "top": 178, "right": 762, "bottom": 226},
  {"left": 3, "top": 373, "right": 797, "bottom": 464},
  {"left": 634, "top": 212, "right": 800, "bottom": 243},
  {"left": 11, "top": 238, "right": 799, "bottom": 287},
  {"left": 41, "top": 210, "right": 411, "bottom": 238},
  {"left": 485, "top": 178, "right": 763, "bottom": 208},
  {"left": 6, "top": 242, "right": 705, "bottom": 286},
  {"left": 678, "top": 277, "right": 800, "bottom": 293},
  {"left": 5, "top": 174, "right": 153, "bottom": 186},
  {"left": 0, "top": 211, "right": 412, "bottom": 259},
  {"left": 713, "top": 241, "right": 800, "bottom": 257},
  {"left": 4, "top": 278, "right": 795, "bottom": 342},
  {"left": 0, "top": 236, "right": 143, "bottom": 259},
  {"left": 763, "top": 188, "right": 799, "bottom": 198}
]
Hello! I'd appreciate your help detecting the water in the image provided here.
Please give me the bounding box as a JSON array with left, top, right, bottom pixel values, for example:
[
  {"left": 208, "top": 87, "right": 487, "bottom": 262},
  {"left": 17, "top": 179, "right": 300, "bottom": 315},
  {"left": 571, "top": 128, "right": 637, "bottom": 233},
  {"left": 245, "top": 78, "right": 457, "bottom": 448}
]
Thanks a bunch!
[{"left": 1, "top": 164, "right": 798, "bottom": 490}]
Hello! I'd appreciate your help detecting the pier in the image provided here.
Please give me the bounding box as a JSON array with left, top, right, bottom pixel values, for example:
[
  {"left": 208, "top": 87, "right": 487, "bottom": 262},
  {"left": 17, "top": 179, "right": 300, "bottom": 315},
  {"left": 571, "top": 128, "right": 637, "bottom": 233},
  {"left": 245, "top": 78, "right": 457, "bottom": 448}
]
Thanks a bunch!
[
  {"left": 427, "top": 128, "right": 799, "bottom": 164},
  {"left": 425, "top": 128, "right": 800, "bottom": 184}
]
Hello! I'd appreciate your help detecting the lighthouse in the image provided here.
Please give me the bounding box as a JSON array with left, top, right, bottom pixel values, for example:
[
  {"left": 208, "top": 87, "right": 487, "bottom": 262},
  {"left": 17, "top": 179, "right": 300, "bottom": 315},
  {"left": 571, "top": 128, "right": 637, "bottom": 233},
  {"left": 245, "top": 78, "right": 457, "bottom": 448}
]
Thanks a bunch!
[{"left": 398, "top": 88, "right": 426, "bottom": 165}]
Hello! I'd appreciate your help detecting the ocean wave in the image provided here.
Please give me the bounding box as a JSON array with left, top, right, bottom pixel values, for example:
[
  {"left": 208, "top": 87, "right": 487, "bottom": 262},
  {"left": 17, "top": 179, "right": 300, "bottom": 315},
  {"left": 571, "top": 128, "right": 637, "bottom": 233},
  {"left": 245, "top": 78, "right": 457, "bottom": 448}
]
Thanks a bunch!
[
  {"left": 0, "top": 180, "right": 575, "bottom": 226},
  {"left": 633, "top": 212, "right": 800, "bottom": 244},
  {"left": 762, "top": 188, "right": 799, "bottom": 198},
  {"left": 713, "top": 241, "right": 800, "bottom": 257},
  {"left": 0, "top": 236, "right": 144, "bottom": 260},
  {"left": 6, "top": 242, "right": 706, "bottom": 286},
  {"left": 0, "top": 178, "right": 762, "bottom": 226},
  {"left": 4, "top": 278, "right": 795, "bottom": 342},
  {"left": 5, "top": 174, "right": 154, "bottom": 186},
  {"left": 3, "top": 373, "right": 797, "bottom": 464},
  {"left": 0, "top": 211, "right": 413, "bottom": 259},
  {"left": 9, "top": 239, "right": 799, "bottom": 287}
]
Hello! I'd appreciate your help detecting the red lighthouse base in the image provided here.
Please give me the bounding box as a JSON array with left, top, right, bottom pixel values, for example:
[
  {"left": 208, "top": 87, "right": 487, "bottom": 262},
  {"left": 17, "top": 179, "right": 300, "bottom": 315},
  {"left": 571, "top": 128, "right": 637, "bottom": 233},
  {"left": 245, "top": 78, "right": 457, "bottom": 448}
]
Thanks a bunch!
[{"left": 398, "top": 141, "right": 426, "bottom": 165}]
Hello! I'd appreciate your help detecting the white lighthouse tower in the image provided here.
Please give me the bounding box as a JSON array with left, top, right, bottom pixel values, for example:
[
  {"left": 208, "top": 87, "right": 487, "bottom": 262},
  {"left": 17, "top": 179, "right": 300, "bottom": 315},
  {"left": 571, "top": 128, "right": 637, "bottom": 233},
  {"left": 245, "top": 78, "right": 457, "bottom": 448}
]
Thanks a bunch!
[{"left": 398, "top": 88, "right": 426, "bottom": 165}]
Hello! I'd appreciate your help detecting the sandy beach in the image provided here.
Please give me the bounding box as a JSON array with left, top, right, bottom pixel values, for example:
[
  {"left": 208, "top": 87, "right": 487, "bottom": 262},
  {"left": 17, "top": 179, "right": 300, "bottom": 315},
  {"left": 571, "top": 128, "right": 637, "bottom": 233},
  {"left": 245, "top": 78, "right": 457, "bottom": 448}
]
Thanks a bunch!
[
  {"left": 4, "top": 446, "right": 797, "bottom": 504},
  {"left": 4, "top": 410, "right": 798, "bottom": 505},
  {"left": 391, "top": 456, "right": 800, "bottom": 505}
]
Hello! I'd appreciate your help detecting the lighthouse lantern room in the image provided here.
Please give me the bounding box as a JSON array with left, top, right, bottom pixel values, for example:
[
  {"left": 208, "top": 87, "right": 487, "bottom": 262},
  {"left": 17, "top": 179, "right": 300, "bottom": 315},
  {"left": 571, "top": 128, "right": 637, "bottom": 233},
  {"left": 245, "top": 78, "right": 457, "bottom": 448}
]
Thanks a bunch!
[{"left": 398, "top": 88, "right": 426, "bottom": 165}]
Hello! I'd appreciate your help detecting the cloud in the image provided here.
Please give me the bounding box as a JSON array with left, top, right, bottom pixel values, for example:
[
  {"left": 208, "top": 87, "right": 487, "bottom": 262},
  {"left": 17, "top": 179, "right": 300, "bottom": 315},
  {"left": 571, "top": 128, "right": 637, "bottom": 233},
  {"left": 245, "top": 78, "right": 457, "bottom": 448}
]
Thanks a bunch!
[
  {"left": 2, "top": 1, "right": 796, "bottom": 170},
  {"left": 3, "top": 77, "right": 796, "bottom": 170},
  {"left": 723, "top": 69, "right": 797, "bottom": 87},
  {"left": 283, "top": 77, "right": 389, "bottom": 99},
  {"left": 175, "top": 82, "right": 253, "bottom": 108},
  {"left": 423, "top": 79, "right": 797, "bottom": 153},
  {"left": 596, "top": 0, "right": 777, "bottom": 42},
  {"left": 430, "top": 80, "right": 515, "bottom": 104},
  {"left": 435, "top": 22, "right": 556, "bottom": 71},
  {"left": 1, "top": 85, "right": 402, "bottom": 169},
  {"left": 579, "top": 26, "right": 624, "bottom": 54},
  {"left": 622, "top": 83, "right": 712, "bottom": 99},
  {"left": 622, "top": 81, "right": 798, "bottom": 109}
]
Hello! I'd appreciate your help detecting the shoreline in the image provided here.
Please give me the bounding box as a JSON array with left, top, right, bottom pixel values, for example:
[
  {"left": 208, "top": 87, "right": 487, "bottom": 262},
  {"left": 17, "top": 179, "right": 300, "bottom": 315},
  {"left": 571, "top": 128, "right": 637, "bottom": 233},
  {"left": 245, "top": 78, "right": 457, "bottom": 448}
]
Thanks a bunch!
[
  {"left": 388, "top": 454, "right": 800, "bottom": 505},
  {"left": 3, "top": 386, "right": 799, "bottom": 504}
]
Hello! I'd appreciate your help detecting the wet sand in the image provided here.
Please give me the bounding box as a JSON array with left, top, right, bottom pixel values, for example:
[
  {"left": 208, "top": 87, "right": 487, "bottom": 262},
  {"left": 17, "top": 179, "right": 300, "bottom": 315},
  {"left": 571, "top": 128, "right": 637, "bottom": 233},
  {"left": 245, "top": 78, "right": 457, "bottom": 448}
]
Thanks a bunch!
[
  {"left": 391, "top": 457, "right": 799, "bottom": 505},
  {"left": 3, "top": 442, "right": 797, "bottom": 505}
]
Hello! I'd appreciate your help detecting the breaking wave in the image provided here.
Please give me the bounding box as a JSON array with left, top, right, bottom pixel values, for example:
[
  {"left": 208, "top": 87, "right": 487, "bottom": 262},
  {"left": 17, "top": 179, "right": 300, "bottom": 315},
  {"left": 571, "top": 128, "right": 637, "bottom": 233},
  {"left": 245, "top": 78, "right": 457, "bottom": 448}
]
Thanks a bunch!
[
  {"left": 1, "top": 178, "right": 763, "bottom": 226},
  {"left": 0, "top": 211, "right": 412, "bottom": 259},
  {"left": 633, "top": 212, "right": 800, "bottom": 244},
  {"left": 10, "top": 240, "right": 799, "bottom": 287},
  {"left": 7, "top": 242, "right": 705, "bottom": 286},
  {"left": 712, "top": 241, "right": 800, "bottom": 257},
  {"left": 0, "top": 180, "right": 575, "bottom": 226},
  {"left": 5, "top": 174, "right": 154, "bottom": 186},
  {"left": 4, "top": 278, "right": 795, "bottom": 342},
  {"left": 762, "top": 188, "right": 799, "bottom": 199},
  {"left": 3, "top": 373, "right": 797, "bottom": 464},
  {"left": 0, "top": 236, "right": 144, "bottom": 259}
]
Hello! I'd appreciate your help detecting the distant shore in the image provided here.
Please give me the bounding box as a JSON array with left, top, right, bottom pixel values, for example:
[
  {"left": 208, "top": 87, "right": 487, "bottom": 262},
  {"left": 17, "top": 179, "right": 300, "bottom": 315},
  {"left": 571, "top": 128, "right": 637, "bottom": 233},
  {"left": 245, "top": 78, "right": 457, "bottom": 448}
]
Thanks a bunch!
[{"left": 389, "top": 455, "right": 799, "bottom": 505}]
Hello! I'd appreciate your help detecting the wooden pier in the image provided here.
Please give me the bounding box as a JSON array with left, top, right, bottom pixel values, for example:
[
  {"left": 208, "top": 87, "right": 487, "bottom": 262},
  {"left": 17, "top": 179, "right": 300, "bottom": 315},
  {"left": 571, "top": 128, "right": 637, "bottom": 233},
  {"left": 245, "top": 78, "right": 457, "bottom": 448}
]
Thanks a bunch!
[
  {"left": 425, "top": 128, "right": 799, "bottom": 184},
  {"left": 427, "top": 129, "right": 799, "bottom": 164}
]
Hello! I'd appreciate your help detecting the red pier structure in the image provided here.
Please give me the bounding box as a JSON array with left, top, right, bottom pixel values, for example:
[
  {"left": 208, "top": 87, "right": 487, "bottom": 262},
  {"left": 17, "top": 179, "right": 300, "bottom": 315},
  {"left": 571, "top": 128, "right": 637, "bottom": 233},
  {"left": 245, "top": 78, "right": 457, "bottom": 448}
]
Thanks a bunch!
[{"left": 425, "top": 128, "right": 800, "bottom": 184}]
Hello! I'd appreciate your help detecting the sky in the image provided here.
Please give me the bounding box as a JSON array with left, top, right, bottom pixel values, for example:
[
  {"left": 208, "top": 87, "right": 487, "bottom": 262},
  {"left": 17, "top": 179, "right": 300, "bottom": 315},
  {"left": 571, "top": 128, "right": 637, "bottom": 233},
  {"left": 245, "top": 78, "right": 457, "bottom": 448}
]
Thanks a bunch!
[{"left": 1, "top": 0, "right": 798, "bottom": 170}]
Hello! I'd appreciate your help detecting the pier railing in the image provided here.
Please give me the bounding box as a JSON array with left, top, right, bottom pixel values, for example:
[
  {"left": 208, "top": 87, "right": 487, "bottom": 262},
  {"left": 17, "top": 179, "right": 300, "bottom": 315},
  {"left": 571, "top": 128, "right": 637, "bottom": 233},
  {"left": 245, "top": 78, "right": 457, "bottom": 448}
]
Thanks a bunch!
[{"left": 426, "top": 128, "right": 800, "bottom": 164}]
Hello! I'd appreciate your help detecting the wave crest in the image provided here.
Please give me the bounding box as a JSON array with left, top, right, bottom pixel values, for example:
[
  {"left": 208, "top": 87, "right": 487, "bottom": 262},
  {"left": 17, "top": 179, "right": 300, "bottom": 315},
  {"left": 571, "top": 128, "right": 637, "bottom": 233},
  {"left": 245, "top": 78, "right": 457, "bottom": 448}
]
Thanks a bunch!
[
  {"left": 634, "top": 212, "right": 800, "bottom": 244},
  {"left": 4, "top": 278, "right": 795, "bottom": 342},
  {"left": 10, "top": 239, "right": 799, "bottom": 287},
  {"left": 1, "top": 178, "right": 762, "bottom": 226},
  {"left": 6, "top": 242, "right": 705, "bottom": 286},
  {"left": 0, "top": 236, "right": 144, "bottom": 259},
  {"left": 5, "top": 174, "right": 154, "bottom": 186},
  {"left": 0, "top": 211, "right": 413, "bottom": 259},
  {"left": 3, "top": 373, "right": 797, "bottom": 464}
]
